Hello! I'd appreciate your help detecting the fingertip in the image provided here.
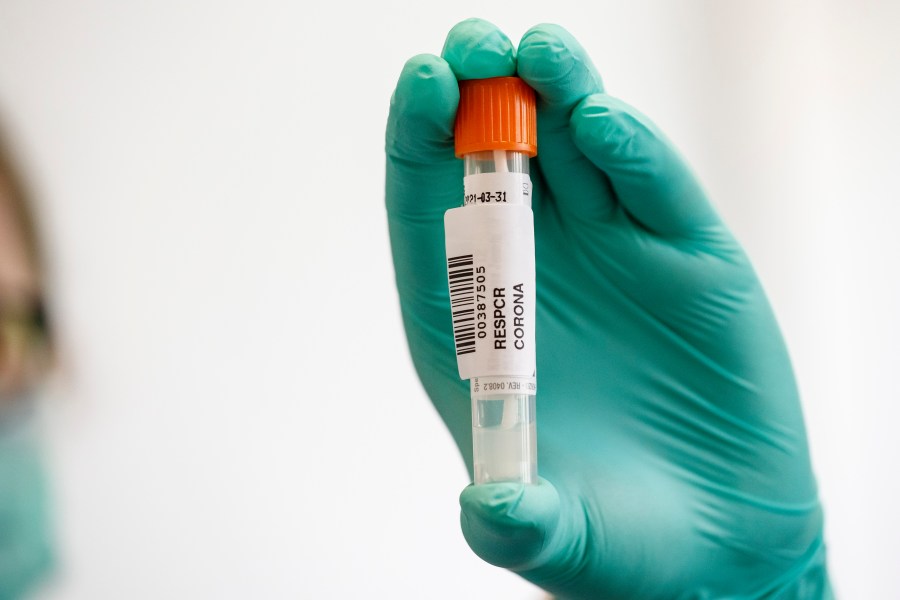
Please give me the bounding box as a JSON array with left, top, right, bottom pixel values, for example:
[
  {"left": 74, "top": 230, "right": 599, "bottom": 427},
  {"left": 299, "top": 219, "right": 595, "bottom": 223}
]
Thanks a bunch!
[
  {"left": 518, "top": 23, "right": 574, "bottom": 82},
  {"left": 441, "top": 18, "right": 516, "bottom": 80},
  {"left": 387, "top": 54, "right": 458, "bottom": 161},
  {"left": 518, "top": 24, "right": 603, "bottom": 106},
  {"left": 459, "top": 479, "right": 560, "bottom": 569},
  {"left": 391, "top": 53, "right": 458, "bottom": 120}
]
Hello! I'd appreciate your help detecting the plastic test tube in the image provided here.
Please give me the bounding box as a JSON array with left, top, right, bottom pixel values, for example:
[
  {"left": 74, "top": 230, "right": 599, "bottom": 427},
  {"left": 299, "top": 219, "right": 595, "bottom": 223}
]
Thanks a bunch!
[{"left": 449, "top": 77, "right": 538, "bottom": 485}]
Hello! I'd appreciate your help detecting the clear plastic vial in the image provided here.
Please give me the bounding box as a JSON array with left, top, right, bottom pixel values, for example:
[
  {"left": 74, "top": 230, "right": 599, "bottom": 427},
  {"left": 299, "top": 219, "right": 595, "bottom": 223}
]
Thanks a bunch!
[
  {"left": 465, "top": 150, "right": 537, "bottom": 485},
  {"left": 451, "top": 77, "right": 539, "bottom": 485},
  {"left": 471, "top": 378, "right": 537, "bottom": 484}
]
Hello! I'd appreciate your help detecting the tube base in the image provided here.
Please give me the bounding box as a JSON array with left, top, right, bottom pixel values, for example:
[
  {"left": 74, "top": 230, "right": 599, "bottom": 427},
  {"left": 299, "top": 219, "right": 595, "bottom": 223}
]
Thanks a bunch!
[{"left": 472, "top": 393, "right": 537, "bottom": 484}]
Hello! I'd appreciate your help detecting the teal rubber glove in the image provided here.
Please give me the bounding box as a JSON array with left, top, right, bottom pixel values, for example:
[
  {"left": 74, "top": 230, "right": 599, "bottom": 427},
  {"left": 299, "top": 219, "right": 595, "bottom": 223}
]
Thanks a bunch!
[
  {"left": 386, "top": 19, "right": 831, "bottom": 599},
  {"left": 0, "top": 402, "right": 53, "bottom": 600}
]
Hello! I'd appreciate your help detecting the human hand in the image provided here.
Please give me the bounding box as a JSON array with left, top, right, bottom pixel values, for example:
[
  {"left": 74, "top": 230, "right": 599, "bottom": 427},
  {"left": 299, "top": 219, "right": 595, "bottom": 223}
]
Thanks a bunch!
[{"left": 386, "top": 18, "right": 830, "bottom": 599}]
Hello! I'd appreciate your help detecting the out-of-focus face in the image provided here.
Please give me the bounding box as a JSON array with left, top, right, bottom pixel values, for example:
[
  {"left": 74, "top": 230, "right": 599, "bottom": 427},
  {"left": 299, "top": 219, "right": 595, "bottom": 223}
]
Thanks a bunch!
[{"left": 0, "top": 169, "right": 47, "bottom": 399}]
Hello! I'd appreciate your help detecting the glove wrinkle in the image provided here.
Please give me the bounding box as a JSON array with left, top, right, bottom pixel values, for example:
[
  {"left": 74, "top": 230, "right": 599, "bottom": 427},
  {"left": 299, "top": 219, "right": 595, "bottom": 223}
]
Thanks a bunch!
[{"left": 519, "top": 24, "right": 604, "bottom": 101}]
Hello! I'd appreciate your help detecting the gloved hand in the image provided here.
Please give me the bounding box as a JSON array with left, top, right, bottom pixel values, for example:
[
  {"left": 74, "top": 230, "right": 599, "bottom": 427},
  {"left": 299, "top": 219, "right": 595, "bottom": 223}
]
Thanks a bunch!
[{"left": 386, "top": 18, "right": 831, "bottom": 599}]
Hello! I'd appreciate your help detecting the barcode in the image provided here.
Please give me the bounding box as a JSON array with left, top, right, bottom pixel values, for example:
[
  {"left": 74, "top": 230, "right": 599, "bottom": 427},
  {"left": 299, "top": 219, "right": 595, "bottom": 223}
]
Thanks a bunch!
[{"left": 447, "top": 254, "right": 476, "bottom": 356}]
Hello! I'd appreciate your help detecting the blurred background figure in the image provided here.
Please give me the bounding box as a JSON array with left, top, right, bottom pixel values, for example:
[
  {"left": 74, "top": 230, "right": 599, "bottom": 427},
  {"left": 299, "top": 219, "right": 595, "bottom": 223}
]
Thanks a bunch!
[{"left": 0, "top": 129, "right": 55, "bottom": 598}]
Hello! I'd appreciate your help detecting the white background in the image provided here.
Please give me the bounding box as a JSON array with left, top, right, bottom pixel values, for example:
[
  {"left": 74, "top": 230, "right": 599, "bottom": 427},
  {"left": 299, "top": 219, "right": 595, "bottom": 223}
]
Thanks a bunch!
[{"left": 0, "top": 1, "right": 898, "bottom": 598}]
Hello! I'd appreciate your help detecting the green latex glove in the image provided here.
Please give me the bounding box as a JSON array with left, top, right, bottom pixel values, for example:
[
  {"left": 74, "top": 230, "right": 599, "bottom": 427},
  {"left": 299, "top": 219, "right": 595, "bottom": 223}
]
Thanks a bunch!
[
  {"left": 386, "top": 19, "right": 831, "bottom": 599},
  {"left": 0, "top": 403, "right": 54, "bottom": 599}
]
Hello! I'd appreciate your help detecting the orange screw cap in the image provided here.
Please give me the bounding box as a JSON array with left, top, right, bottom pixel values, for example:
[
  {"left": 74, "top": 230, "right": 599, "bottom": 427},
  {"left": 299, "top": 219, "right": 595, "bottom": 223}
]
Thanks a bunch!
[{"left": 454, "top": 77, "right": 537, "bottom": 158}]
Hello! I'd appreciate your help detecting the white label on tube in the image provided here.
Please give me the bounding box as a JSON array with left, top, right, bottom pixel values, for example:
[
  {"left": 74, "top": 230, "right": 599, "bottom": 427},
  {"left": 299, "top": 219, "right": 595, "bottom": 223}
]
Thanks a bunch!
[
  {"left": 463, "top": 172, "right": 532, "bottom": 207},
  {"left": 444, "top": 196, "right": 536, "bottom": 384},
  {"left": 471, "top": 376, "right": 537, "bottom": 398}
]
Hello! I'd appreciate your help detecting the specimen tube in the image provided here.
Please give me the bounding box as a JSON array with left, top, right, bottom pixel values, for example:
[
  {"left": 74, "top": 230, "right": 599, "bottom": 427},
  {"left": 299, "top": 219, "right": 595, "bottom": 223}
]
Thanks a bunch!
[{"left": 446, "top": 77, "right": 538, "bottom": 484}]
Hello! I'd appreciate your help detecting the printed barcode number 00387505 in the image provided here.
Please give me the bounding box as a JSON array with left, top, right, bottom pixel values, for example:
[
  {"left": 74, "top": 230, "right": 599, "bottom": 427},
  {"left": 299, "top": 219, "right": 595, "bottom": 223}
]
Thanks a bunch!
[{"left": 447, "top": 254, "right": 488, "bottom": 356}]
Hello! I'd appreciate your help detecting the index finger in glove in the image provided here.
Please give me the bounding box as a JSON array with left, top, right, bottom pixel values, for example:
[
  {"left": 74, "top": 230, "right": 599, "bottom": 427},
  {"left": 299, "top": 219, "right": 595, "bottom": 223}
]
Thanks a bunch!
[{"left": 385, "top": 53, "right": 459, "bottom": 221}]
